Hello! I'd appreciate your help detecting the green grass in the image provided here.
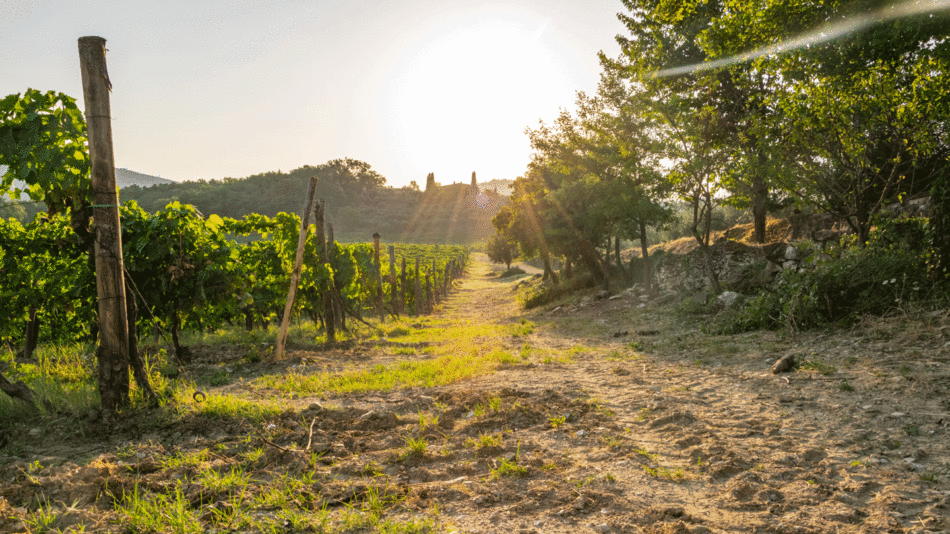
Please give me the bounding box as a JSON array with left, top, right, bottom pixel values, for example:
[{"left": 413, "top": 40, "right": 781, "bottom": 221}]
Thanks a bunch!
[{"left": 254, "top": 348, "right": 515, "bottom": 396}]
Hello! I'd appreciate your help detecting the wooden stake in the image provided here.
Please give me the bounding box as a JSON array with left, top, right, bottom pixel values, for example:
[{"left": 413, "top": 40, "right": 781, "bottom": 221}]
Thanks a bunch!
[
  {"left": 372, "top": 233, "right": 384, "bottom": 322},
  {"left": 414, "top": 257, "right": 422, "bottom": 316},
  {"left": 272, "top": 177, "right": 318, "bottom": 362},
  {"left": 315, "top": 201, "right": 335, "bottom": 343},
  {"left": 79, "top": 36, "right": 130, "bottom": 411},
  {"left": 388, "top": 245, "right": 397, "bottom": 314}
]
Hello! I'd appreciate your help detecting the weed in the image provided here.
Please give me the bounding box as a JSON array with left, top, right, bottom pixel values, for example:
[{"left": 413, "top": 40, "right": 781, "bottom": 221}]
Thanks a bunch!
[
  {"left": 466, "top": 433, "right": 503, "bottom": 449},
  {"left": 490, "top": 441, "right": 527, "bottom": 479},
  {"left": 920, "top": 472, "right": 939, "bottom": 483},
  {"left": 509, "top": 320, "right": 535, "bottom": 336},
  {"left": 24, "top": 496, "right": 58, "bottom": 533},
  {"left": 799, "top": 359, "right": 837, "bottom": 375},
  {"left": 548, "top": 415, "right": 566, "bottom": 428},
  {"left": 402, "top": 436, "right": 427, "bottom": 459},
  {"left": 627, "top": 341, "right": 644, "bottom": 351},
  {"left": 904, "top": 424, "right": 921, "bottom": 437},
  {"left": 642, "top": 465, "right": 687, "bottom": 482},
  {"left": 838, "top": 380, "right": 855, "bottom": 392}
]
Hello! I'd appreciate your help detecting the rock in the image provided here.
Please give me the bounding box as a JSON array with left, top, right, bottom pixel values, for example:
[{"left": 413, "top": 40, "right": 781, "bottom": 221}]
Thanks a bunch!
[
  {"left": 608, "top": 294, "right": 622, "bottom": 300},
  {"left": 596, "top": 290, "right": 610, "bottom": 300},
  {"left": 576, "top": 430, "right": 587, "bottom": 437},
  {"left": 771, "top": 354, "right": 796, "bottom": 374},
  {"left": 717, "top": 291, "right": 740, "bottom": 308},
  {"left": 784, "top": 246, "right": 800, "bottom": 261},
  {"left": 593, "top": 523, "right": 610, "bottom": 533}
]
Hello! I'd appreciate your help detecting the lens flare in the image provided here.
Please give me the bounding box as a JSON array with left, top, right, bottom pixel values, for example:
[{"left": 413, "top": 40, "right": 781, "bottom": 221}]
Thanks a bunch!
[{"left": 653, "top": 0, "right": 950, "bottom": 78}]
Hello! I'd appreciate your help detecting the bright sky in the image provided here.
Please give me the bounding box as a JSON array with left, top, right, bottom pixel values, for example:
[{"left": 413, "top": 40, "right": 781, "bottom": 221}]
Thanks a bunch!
[{"left": 1, "top": 0, "right": 624, "bottom": 188}]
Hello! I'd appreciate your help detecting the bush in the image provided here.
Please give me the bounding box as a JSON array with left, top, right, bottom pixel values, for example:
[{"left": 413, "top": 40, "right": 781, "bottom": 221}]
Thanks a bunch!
[{"left": 711, "top": 233, "right": 948, "bottom": 333}]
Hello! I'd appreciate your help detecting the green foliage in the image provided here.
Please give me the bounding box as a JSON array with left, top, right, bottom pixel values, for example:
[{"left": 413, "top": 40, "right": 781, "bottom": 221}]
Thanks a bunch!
[
  {"left": 0, "top": 89, "right": 90, "bottom": 216},
  {"left": 712, "top": 230, "right": 948, "bottom": 333},
  {"left": 485, "top": 233, "right": 519, "bottom": 270},
  {"left": 929, "top": 167, "right": 950, "bottom": 279}
]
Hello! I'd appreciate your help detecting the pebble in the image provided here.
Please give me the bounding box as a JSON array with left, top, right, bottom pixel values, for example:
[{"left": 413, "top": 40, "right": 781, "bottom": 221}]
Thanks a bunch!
[
  {"left": 593, "top": 524, "right": 610, "bottom": 533},
  {"left": 28, "top": 428, "right": 40, "bottom": 436},
  {"left": 465, "top": 411, "right": 475, "bottom": 419}
]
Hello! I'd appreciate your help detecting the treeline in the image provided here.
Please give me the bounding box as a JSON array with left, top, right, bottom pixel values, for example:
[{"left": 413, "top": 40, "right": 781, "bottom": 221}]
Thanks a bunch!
[
  {"left": 0, "top": 202, "right": 468, "bottom": 360},
  {"left": 121, "top": 160, "right": 507, "bottom": 244},
  {"left": 492, "top": 0, "right": 950, "bottom": 287}
]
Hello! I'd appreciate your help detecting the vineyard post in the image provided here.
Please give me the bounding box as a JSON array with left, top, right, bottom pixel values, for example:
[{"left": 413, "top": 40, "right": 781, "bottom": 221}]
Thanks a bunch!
[
  {"left": 425, "top": 268, "right": 434, "bottom": 313},
  {"left": 388, "top": 245, "right": 397, "bottom": 315},
  {"left": 414, "top": 257, "right": 421, "bottom": 316},
  {"left": 78, "top": 36, "right": 130, "bottom": 410},
  {"left": 272, "top": 176, "right": 318, "bottom": 362},
  {"left": 443, "top": 262, "right": 451, "bottom": 295},
  {"left": 372, "top": 233, "right": 384, "bottom": 322},
  {"left": 400, "top": 257, "right": 407, "bottom": 314},
  {"left": 327, "top": 223, "right": 343, "bottom": 330},
  {"left": 315, "top": 200, "right": 335, "bottom": 343},
  {"left": 431, "top": 259, "right": 439, "bottom": 302}
]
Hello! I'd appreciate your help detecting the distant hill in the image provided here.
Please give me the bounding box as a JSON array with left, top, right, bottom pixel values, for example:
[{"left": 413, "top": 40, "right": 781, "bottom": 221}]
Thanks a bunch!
[
  {"left": 480, "top": 179, "right": 514, "bottom": 197},
  {"left": 2, "top": 165, "right": 173, "bottom": 196},
  {"left": 120, "top": 161, "right": 507, "bottom": 244}
]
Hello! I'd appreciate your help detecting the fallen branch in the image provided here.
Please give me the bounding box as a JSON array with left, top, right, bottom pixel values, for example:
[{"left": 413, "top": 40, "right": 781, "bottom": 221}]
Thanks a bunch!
[{"left": 0, "top": 371, "right": 39, "bottom": 408}]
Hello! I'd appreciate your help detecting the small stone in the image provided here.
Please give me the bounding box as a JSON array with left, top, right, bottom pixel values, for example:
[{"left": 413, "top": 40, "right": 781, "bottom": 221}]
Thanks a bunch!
[
  {"left": 504, "top": 452, "right": 516, "bottom": 461},
  {"left": 29, "top": 428, "right": 41, "bottom": 436},
  {"left": 534, "top": 520, "right": 543, "bottom": 527},
  {"left": 890, "top": 412, "right": 906, "bottom": 417},
  {"left": 575, "top": 430, "right": 587, "bottom": 437},
  {"left": 771, "top": 354, "right": 796, "bottom": 374},
  {"left": 465, "top": 410, "right": 475, "bottom": 419},
  {"left": 594, "top": 524, "right": 610, "bottom": 533}
]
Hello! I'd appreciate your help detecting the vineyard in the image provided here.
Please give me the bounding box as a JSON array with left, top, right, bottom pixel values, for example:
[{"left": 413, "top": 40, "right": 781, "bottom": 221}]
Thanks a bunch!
[{"left": 0, "top": 199, "right": 468, "bottom": 362}]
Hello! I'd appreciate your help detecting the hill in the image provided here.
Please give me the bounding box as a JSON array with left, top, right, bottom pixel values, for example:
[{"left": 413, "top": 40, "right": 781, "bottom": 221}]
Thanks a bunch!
[
  {"left": 120, "top": 161, "right": 507, "bottom": 244},
  {"left": 1, "top": 165, "right": 173, "bottom": 195}
]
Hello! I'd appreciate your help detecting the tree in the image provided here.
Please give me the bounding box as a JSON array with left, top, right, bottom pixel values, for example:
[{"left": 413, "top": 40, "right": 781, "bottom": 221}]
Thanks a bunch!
[{"left": 485, "top": 233, "right": 519, "bottom": 270}]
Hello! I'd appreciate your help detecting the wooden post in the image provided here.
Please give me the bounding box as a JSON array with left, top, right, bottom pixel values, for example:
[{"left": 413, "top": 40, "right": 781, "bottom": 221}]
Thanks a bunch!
[
  {"left": 425, "top": 269, "right": 434, "bottom": 313},
  {"left": 372, "top": 233, "right": 384, "bottom": 322},
  {"left": 431, "top": 259, "right": 439, "bottom": 302},
  {"left": 388, "top": 245, "right": 398, "bottom": 315},
  {"left": 272, "top": 177, "right": 318, "bottom": 361},
  {"left": 79, "top": 36, "right": 130, "bottom": 411},
  {"left": 315, "top": 200, "right": 335, "bottom": 343},
  {"left": 327, "top": 223, "right": 343, "bottom": 330},
  {"left": 414, "top": 257, "right": 421, "bottom": 316},
  {"left": 444, "top": 262, "right": 451, "bottom": 295},
  {"left": 400, "top": 257, "right": 407, "bottom": 314}
]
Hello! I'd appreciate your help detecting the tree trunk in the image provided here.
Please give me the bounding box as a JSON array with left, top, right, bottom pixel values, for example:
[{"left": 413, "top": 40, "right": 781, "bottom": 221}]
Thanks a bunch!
[
  {"left": 752, "top": 172, "right": 769, "bottom": 244},
  {"left": 170, "top": 312, "right": 188, "bottom": 364},
  {"left": 244, "top": 308, "right": 253, "bottom": 331},
  {"left": 614, "top": 235, "right": 625, "bottom": 276},
  {"left": 0, "top": 371, "right": 40, "bottom": 408},
  {"left": 125, "top": 281, "right": 156, "bottom": 402},
  {"left": 639, "top": 220, "right": 651, "bottom": 288},
  {"left": 20, "top": 306, "right": 40, "bottom": 360}
]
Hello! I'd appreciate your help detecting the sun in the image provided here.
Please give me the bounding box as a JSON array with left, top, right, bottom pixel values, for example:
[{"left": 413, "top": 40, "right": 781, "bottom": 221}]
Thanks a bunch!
[{"left": 387, "top": 13, "right": 567, "bottom": 183}]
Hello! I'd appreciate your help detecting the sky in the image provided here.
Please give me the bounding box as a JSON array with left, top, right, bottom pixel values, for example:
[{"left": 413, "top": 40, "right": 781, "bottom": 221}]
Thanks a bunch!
[{"left": 1, "top": 0, "right": 626, "bottom": 188}]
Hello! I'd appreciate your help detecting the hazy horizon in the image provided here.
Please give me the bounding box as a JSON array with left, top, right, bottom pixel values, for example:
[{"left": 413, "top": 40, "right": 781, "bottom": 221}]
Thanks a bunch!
[{"left": 1, "top": 1, "right": 625, "bottom": 188}]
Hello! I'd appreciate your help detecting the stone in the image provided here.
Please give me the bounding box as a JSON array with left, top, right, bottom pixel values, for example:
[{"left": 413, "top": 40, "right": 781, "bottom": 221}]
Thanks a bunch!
[
  {"left": 717, "top": 291, "right": 740, "bottom": 308},
  {"left": 784, "top": 246, "right": 800, "bottom": 261},
  {"left": 771, "top": 354, "right": 796, "bottom": 374}
]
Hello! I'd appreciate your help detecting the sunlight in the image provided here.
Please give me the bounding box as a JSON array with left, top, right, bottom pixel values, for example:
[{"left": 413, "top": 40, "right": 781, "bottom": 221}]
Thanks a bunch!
[{"left": 389, "top": 15, "right": 566, "bottom": 182}]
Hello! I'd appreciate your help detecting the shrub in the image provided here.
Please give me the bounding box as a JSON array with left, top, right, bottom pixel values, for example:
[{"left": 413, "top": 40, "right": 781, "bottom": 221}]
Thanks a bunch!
[{"left": 711, "top": 234, "right": 947, "bottom": 333}]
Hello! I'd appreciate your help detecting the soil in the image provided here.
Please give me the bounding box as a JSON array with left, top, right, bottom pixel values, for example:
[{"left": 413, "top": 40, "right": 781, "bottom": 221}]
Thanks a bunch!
[{"left": 2, "top": 254, "right": 949, "bottom": 533}]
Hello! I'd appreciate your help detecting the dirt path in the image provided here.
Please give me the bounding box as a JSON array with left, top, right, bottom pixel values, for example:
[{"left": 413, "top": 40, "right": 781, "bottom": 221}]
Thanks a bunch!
[
  {"left": 421, "top": 255, "right": 950, "bottom": 533},
  {"left": 1, "top": 254, "right": 948, "bottom": 533}
]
